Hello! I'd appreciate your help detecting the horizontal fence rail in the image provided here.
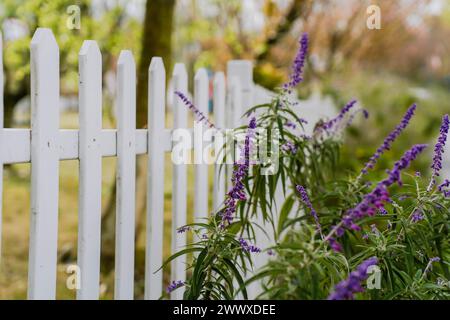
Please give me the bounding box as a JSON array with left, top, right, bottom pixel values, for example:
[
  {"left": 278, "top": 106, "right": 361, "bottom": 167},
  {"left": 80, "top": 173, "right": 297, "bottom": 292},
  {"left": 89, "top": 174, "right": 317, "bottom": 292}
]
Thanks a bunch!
[{"left": 0, "top": 27, "right": 277, "bottom": 300}]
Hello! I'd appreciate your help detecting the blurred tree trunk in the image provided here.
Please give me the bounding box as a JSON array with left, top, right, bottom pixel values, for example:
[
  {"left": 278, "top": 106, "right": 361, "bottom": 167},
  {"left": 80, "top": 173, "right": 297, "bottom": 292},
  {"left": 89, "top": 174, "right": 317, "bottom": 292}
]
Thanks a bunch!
[
  {"left": 254, "top": 0, "right": 312, "bottom": 89},
  {"left": 101, "top": 0, "right": 176, "bottom": 268},
  {"left": 255, "top": 0, "right": 311, "bottom": 64}
]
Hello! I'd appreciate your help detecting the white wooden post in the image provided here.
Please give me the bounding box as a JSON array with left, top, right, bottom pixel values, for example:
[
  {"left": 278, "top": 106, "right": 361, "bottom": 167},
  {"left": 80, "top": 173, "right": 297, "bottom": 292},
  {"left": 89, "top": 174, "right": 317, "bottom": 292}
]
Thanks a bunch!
[
  {"left": 114, "top": 50, "right": 136, "bottom": 300},
  {"left": 230, "top": 78, "right": 242, "bottom": 128},
  {"left": 170, "top": 63, "right": 188, "bottom": 300},
  {"left": 227, "top": 60, "right": 253, "bottom": 122},
  {"left": 145, "top": 57, "right": 166, "bottom": 300},
  {"left": 213, "top": 72, "right": 226, "bottom": 211},
  {"left": 0, "top": 31, "right": 3, "bottom": 263},
  {"left": 193, "top": 69, "right": 209, "bottom": 223},
  {"left": 225, "top": 77, "right": 241, "bottom": 192},
  {"left": 77, "top": 40, "right": 102, "bottom": 300},
  {"left": 28, "top": 28, "right": 60, "bottom": 300}
]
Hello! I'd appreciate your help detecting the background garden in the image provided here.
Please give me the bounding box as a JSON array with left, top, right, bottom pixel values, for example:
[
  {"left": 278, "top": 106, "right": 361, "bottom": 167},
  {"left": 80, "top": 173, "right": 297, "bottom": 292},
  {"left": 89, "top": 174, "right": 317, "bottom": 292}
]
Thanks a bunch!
[{"left": 0, "top": 0, "right": 449, "bottom": 299}]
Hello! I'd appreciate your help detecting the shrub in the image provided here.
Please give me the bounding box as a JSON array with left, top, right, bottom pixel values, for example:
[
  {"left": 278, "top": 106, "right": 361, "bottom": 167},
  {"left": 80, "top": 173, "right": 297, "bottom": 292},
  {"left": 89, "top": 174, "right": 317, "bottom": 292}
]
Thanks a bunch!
[{"left": 163, "top": 33, "right": 450, "bottom": 300}]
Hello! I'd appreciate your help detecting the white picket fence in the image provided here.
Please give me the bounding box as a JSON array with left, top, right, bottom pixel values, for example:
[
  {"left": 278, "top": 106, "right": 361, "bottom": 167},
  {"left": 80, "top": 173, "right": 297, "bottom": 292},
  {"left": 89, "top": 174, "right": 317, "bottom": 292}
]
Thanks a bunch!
[{"left": 0, "top": 28, "right": 273, "bottom": 300}]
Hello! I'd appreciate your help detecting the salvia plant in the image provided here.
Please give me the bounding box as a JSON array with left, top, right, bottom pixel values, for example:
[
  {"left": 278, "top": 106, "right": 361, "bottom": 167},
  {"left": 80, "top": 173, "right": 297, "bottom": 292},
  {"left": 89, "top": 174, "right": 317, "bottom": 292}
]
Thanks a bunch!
[{"left": 162, "top": 33, "right": 450, "bottom": 300}]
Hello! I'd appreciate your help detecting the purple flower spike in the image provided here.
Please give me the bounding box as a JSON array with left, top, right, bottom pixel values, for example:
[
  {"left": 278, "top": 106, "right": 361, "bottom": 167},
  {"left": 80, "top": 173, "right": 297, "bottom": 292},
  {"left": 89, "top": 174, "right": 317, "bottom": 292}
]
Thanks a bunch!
[
  {"left": 380, "top": 144, "right": 427, "bottom": 187},
  {"left": 429, "top": 114, "right": 450, "bottom": 189},
  {"left": 239, "top": 237, "right": 261, "bottom": 253},
  {"left": 411, "top": 210, "right": 424, "bottom": 223},
  {"left": 328, "top": 237, "right": 343, "bottom": 252},
  {"left": 322, "top": 99, "right": 358, "bottom": 131},
  {"left": 282, "top": 141, "right": 298, "bottom": 154},
  {"left": 175, "top": 91, "right": 216, "bottom": 129},
  {"left": 339, "top": 144, "right": 427, "bottom": 238},
  {"left": 438, "top": 179, "right": 450, "bottom": 197},
  {"left": 283, "top": 33, "right": 308, "bottom": 91},
  {"left": 296, "top": 185, "right": 322, "bottom": 236},
  {"left": 167, "top": 280, "right": 185, "bottom": 293},
  {"left": 177, "top": 226, "right": 191, "bottom": 234},
  {"left": 328, "top": 257, "right": 378, "bottom": 300},
  {"left": 219, "top": 117, "right": 257, "bottom": 226},
  {"left": 424, "top": 257, "right": 441, "bottom": 274},
  {"left": 361, "top": 104, "right": 417, "bottom": 174}
]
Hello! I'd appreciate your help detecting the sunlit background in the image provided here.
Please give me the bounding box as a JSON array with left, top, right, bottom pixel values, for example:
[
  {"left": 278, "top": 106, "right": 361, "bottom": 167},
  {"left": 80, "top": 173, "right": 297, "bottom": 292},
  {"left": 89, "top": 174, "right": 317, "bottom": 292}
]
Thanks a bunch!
[{"left": 0, "top": 0, "right": 449, "bottom": 299}]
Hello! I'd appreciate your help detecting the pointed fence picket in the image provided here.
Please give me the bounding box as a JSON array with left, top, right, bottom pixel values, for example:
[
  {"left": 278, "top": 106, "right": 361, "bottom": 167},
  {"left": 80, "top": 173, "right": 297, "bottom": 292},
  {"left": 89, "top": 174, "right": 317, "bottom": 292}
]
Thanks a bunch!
[
  {"left": 28, "top": 28, "right": 60, "bottom": 300},
  {"left": 77, "top": 40, "right": 103, "bottom": 300},
  {"left": 170, "top": 63, "right": 188, "bottom": 300},
  {"left": 193, "top": 69, "right": 210, "bottom": 225},
  {"left": 145, "top": 57, "right": 166, "bottom": 300},
  {"left": 114, "top": 50, "right": 137, "bottom": 300},
  {"left": 213, "top": 72, "right": 226, "bottom": 212},
  {"left": 0, "top": 27, "right": 275, "bottom": 300}
]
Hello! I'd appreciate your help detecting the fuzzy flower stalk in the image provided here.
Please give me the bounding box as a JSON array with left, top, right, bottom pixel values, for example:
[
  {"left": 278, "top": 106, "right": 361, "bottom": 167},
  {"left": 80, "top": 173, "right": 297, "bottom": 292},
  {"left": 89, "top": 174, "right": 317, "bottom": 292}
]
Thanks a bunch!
[
  {"left": 175, "top": 91, "right": 216, "bottom": 128},
  {"left": 219, "top": 117, "right": 257, "bottom": 226},
  {"left": 320, "top": 99, "right": 358, "bottom": 132},
  {"left": 295, "top": 185, "right": 322, "bottom": 237},
  {"left": 328, "top": 257, "right": 378, "bottom": 300},
  {"left": 328, "top": 144, "right": 427, "bottom": 251},
  {"left": 283, "top": 33, "right": 308, "bottom": 91},
  {"left": 428, "top": 114, "right": 450, "bottom": 191},
  {"left": 239, "top": 237, "right": 261, "bottom": 253},
  {"left": 360, "top": 103, "right": 417, "bottom": 175},
  {"left": 167, "top": 280, "right": 185, "bottom": 294}
]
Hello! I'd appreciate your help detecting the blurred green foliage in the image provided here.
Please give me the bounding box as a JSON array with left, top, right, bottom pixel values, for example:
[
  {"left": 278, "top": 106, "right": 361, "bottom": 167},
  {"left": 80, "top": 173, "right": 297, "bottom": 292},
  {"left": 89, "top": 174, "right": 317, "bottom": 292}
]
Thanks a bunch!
[
  {"left": 320, "top": 68, "right": 450, "bottom": 180},
  {"left": 1, "top": 0, "right": 140, "bottom": 109}
]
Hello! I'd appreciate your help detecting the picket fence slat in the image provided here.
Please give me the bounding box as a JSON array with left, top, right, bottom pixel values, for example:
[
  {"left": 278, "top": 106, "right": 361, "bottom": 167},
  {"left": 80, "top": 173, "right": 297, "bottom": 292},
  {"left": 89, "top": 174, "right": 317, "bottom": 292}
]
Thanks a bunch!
[
  {"left": 28, "top": 28, "right": 60, "bottom": 300},
  {"left": 170, "top": 63, "right": 188, "bottom": 300},
  {"left": 0, "top": 31, "right": 3, "bottom": 263},
  {"left": 77, "top": 40, "right": 102, "bottom": 300},
  {"left": 213, "top": 72, "right": 226, "bottom": 212},
  {"left": 114, "top": 50, "right": 136, "bottom": 300},
  {"left": 145, "top": 57, "right": 166, "bottom": 300},
  {"left": 193, "top": 68, "right": 210, "bottom": 224}
]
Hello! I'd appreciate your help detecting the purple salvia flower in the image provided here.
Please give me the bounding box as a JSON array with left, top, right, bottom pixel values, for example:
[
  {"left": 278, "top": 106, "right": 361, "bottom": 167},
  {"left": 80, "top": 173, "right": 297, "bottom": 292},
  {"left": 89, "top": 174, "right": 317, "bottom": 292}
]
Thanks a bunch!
[
  {"left": 345, "top": 108, "right": 369, "bottom": 129},
  {"left": 321, "top": 99, "right": 358, "bottom": 131},
  {"left": 438, "top": 179, "right": 450, "bottom": 197},
  {"left": 328, "top": 257, "right": 378, "bottom": 300},
  {"left": 424, "top": 257, "right": 441, "bottom": 275},
  {"left": 380, "top": 144, "right": 427, "bottom": 187},
  {"left": 411, "top": 210, "right": 424, "bottom": 223},
  {"left": 361, "top": 104, "right": 417, "bottom": 175},
  {"left": 282, "top": 141, "right": 298, "bottom": 154},
  {"left": 333, "top": 144, "right": 427, "bottom": 248},
  {"left": 219, "top": 117, "right": 257, "bottom": 226},
  {"left": 166, "top": 280, "right": 185, "bottom": 293},
  {"left": 428, "top": 114, "right": 450, "bottom": 190},
  {"left": 283, "top": 33, "right": 308, "bottom": 91},
  {"left": 328, "top": 237, "right": 343, "bottom": 252},
  {"left": 175, "top": 91, "right": 216, "bottom": 129},
  {"left": 296, "top": 185, "right": 322, "bottom": 237},
  {"left": 370, "top": 224, "right": 379, "bottom": 235},
  {"left": 177, "top": 226, "right": 191, "bottom": 234},
  {"left": 362, "top": 109, "right": 369, "bottom": 119},
  {"left": 300, "top": 134, "right": 311, "bottom": 140},
  {"left": 285, "top": 121, "right": 297, "bottom": 129},
  {"left": 239, "top": 237, "right": 261, "bottom": 253}
]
